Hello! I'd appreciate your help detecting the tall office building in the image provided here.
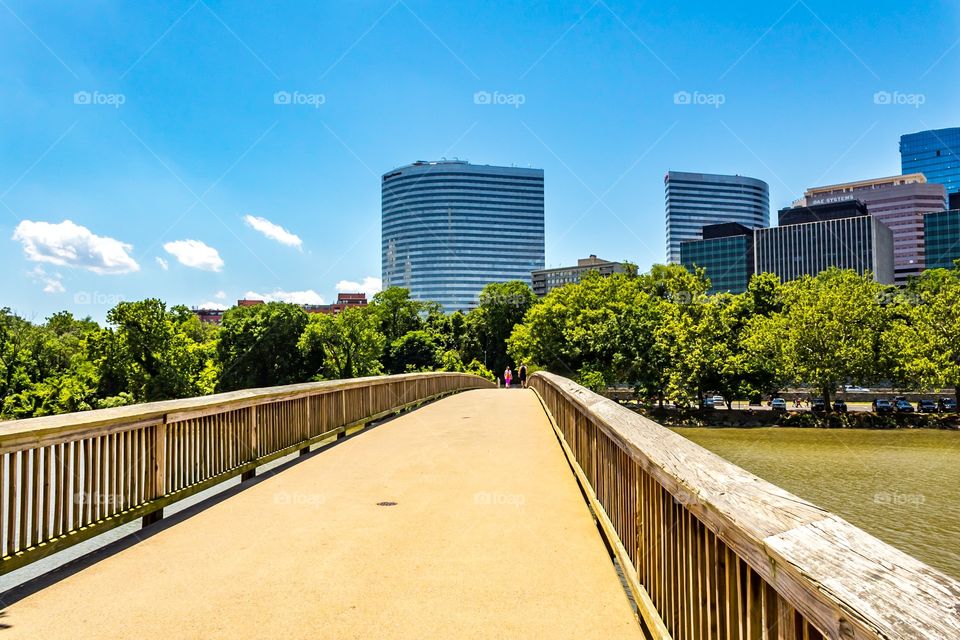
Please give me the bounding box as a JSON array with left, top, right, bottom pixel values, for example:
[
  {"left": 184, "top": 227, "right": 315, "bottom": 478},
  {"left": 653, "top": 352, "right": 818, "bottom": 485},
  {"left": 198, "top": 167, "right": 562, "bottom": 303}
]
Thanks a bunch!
[
  {"left": 901, "top": 127, "right": 960, "bottom": 195},
  {"left": 924, "top": 209, "right": 960, "bottom": 270},
  {"left": 680, "top": 223, "right": 755, "bottom": 295},
  {"left": 755, "top": 205, "right": 894, "bottom": 284},
  {"left": 664, "top": 171, "right": 769, "bottom": 264},
  {"left": 381, "top": 160, "right": 545, "bottom": 312},
  {"left": 798, "top": 174, "right": 945, "bottom": 284}
]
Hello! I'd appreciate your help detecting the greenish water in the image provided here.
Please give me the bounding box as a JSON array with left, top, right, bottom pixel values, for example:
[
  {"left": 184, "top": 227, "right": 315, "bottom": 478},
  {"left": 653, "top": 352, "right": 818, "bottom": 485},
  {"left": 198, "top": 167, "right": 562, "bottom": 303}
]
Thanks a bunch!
[{"left": 673, "top": 427, "right": 960, "bottom": 580}]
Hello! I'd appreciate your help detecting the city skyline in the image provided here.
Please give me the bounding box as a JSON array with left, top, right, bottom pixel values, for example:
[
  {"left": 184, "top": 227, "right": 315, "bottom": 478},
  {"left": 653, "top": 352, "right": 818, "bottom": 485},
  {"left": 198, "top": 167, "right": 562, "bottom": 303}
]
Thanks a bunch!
[{"left": 2, "top": 1, "right": 959, "bottom": 320}]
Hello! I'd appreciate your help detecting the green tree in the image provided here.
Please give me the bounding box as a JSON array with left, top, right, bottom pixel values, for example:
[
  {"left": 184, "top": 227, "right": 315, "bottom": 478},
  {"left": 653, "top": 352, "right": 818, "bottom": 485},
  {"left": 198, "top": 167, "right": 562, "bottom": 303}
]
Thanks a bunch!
[
  {"left": 217, "top": 302, "right": 308, "bottom": 391},
  {"left": 299, "top": 307, "right": 385, "bottom": 379},
  {"left": 721, "top": 274, "right": 785, "bottom": 404},
  {"left": 466, "top": 281, "right": 537, "bottom": 378},
  {"left": 106, "top": 299, "right": 207, "bottom": 401},
  {"left": 748, "top": 269, "right": 887, "bottom": 406},
  {"left": 883, "top": 268, "right": 960, "bottom": 404},
  {"left": 508, "top": 271, "right": 667, "bottom": 397},
  {"left": 0, "top": 308, "right": 33, "bottom": 400},
  {"left": 370, "top": 288, "right": 428, "bottom": 344},
  {"left": 389, "top": 330, "right": 441, "bottom": 372}
]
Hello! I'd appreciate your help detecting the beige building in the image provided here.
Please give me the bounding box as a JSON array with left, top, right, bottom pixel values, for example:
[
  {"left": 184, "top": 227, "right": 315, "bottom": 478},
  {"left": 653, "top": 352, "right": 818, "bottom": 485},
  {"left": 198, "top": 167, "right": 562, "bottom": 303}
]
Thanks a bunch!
[
  {"left": 531, "top": 255, "right": 626, "bottom": 296},
  {"left": 793, "top": 174, "right": 945, "bottom": 284}
]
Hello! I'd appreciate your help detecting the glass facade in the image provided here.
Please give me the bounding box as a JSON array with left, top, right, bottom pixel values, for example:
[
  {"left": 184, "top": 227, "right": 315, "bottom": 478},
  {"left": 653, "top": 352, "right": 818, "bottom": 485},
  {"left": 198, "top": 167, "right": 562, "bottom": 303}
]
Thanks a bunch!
[
  {"left": 664, "top": 171, "right": 769, "bottom": 264},
  {"left": 681, "top": 234, "right": 752, "bottom": 294},
  {"left": 901, "top": 128, "right": 960, "bottom": 195},
  {"left": 381, "top": 161, "right": 545, "bottom": 312},
  {"left": 924, "top": 210, "right": 960, "bottom": 270},
  {"left": 754, "top": 216, "right": 894, "bottom": 284}
]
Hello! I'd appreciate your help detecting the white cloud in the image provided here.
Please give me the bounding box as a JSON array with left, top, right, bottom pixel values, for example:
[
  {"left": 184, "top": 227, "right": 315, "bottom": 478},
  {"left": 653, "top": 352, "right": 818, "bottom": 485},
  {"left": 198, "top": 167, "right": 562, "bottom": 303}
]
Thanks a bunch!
[
  {"left": 163, "top": 239, "right": 224, "bottom": 272},
  {"left": 198, "top": 301, "right": 228, "bottom": 310},
  {"left": 155, "top": 257, "right": 169, "bottom": 271},
  {"left": 243, "top": 215, "right": 302, "bottom": 250},
  {"left": 244, "top": 289, "right": 325, "bottom": 305},
  {"left": 336, "top": 276, "right": 382, "bottom": 299},
  {"left": 214, "top": 290, "right": 226, "bottom": 299},
  {"left": 12, "top": 219, "right": 139, "bottom": 274},
  {"left": 29, "top": 267, "right": 65, "bottom": 294}
]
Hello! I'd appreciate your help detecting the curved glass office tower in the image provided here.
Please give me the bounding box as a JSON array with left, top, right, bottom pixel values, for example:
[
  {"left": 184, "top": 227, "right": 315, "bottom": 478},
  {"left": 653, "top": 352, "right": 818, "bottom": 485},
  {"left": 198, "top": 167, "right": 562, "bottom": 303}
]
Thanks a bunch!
[
  {"left": 381, "top": 161, "right": 545, "bottom": 312},
  {"left": 664, "top": 171, "right": 769, "bottom": 264}
]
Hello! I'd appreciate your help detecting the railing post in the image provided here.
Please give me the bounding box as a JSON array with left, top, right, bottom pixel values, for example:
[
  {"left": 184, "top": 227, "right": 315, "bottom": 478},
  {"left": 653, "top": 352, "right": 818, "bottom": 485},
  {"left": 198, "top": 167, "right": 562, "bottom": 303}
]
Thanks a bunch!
[
  {"left": 143, "top": 421, "right": 166, "bottom": 527},
  {"left": 300, "top": 398, "right": 311, "bottom": 456},
  {"left": 242, "top": 406, "right": 258, "bottom": 481}
]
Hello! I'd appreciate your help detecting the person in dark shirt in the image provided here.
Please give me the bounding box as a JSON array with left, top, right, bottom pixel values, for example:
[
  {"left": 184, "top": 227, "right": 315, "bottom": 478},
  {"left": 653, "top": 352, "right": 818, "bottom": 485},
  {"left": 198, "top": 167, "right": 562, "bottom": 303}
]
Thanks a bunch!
[{"left": 518, "top": 364, "right": 528, "bottom": 389}]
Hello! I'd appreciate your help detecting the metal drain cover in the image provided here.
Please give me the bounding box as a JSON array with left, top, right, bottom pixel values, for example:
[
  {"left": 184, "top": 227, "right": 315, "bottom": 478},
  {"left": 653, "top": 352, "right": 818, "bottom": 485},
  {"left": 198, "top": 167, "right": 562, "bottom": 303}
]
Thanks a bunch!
[{"left": 377, "top": 501, "right": 398, "bottom": 507}]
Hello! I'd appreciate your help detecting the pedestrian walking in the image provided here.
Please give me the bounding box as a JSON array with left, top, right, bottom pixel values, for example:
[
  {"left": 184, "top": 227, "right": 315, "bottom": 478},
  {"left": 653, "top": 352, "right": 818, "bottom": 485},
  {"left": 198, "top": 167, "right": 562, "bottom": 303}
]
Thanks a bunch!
[
  {"left": 504, "top": 366, "right": 513, "bottom": 388},
  {"left": 518, "top": 363, "right": 528, "bottom": 389}
]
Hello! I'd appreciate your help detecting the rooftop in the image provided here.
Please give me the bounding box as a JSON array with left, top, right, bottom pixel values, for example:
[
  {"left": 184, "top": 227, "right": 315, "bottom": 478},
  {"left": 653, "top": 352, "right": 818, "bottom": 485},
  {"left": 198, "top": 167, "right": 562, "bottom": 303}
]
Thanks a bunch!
[{"left": 804, "top": 173, "right": 928, "bottom": 196}]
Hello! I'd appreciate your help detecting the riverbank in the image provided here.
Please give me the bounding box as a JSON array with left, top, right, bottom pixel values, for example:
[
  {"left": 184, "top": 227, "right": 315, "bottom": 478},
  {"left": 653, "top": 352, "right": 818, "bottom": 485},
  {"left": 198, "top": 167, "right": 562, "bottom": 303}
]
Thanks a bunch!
[{"left": 631, "top": 405, "right": 960, "bottom": 429}]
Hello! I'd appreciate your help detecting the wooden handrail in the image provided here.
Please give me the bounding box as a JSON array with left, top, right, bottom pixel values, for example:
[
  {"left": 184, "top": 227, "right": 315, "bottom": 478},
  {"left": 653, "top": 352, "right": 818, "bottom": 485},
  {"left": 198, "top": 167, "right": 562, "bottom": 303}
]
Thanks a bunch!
[
  {"left": 530, "top": 371, "right": 960, "bottom": 640},
  {"left": 0, "top": 372, "right": 493, "bottom": 574}
]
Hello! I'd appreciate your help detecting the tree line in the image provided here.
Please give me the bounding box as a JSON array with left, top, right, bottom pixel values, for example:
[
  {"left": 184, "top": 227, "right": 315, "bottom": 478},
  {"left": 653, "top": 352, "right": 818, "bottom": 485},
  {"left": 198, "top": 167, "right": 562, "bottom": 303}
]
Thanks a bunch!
[
  {"left": 0, "top": 283, "right": 536, "bottom": 420},
  {"left": 3, "top": 264, "right": 959, "bottom": 419},
  {"left": 508, "top": 264, "right": 960, "bottom": 407}
]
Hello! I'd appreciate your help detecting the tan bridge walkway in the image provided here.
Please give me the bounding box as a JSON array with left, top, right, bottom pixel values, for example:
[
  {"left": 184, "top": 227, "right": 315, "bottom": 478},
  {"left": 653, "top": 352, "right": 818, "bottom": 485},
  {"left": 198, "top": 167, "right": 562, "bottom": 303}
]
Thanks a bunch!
[{"left": 1, "top": 389, "right": 641, "bottom": 639}]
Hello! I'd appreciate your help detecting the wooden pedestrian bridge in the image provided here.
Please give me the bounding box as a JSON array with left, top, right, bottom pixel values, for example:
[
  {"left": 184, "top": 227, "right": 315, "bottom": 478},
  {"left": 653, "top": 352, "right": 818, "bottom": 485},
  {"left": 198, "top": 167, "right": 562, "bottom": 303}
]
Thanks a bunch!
[{"left": 0, "top": 372, "right": 958, "bottom": 639}]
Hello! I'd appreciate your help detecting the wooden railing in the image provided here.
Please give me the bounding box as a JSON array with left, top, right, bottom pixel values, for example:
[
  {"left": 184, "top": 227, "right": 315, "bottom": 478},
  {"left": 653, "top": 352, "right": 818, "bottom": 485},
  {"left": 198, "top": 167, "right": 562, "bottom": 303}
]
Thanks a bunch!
[
  {"left": 0, "top": 372, "right": 493, "bottom": 574},
  {"left": 530, "top": 372, "right": 960, "bottom": 640}
]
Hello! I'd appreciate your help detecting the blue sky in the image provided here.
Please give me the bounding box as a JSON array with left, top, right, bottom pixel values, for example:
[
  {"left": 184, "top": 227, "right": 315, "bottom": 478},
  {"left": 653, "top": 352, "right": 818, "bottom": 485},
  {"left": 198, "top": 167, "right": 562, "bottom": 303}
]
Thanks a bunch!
[{"left": 2, "top": 0, "right": 958, "bottom": 321}]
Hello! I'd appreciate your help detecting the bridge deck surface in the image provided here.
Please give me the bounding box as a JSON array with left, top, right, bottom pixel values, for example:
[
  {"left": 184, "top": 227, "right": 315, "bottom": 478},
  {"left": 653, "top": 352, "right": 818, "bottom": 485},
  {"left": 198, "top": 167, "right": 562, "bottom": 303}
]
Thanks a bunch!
[{"left": 1, "top": 389, "right": 641, "bottom": 639}]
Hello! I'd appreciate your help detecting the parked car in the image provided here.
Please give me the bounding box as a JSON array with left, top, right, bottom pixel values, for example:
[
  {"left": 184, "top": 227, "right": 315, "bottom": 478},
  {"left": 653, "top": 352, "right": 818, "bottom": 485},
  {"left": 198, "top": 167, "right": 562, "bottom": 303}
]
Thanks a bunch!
[
  {"left": 917, "top": 399, "right": 938, "bottom": 413},
  {"left": 894, "top": 399, "right": 915, "bottom": 413},
  {"left": 832, "top": 399, "right": 848, "bottom": 413},
  {"left": 844, "top": 385, "right": 870, "bottom": 392},
  {"left": 712, "top": 395, "right": 725, "bottom": 407},
  {"left": 771, "top": 397, "right": 787, "bottom": 412},
  {"left": 872, "top": 398, "right": 894, "bottom": 413},
  {"left": 701, "top": 397, "right": 715, "bottom": 409},
  {"left": 811, "top": 397, "right": 826, "bottom": 412},
  {"left": 938, "top": 397, "right": 958, "bottom": 413}
]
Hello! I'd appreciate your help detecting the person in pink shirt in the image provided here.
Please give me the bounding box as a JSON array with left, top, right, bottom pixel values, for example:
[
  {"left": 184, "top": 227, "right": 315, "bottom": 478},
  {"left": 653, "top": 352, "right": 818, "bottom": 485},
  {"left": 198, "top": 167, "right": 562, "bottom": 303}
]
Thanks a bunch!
[{"left": 504, "top": 366, "right": 513, "bottom": 388}]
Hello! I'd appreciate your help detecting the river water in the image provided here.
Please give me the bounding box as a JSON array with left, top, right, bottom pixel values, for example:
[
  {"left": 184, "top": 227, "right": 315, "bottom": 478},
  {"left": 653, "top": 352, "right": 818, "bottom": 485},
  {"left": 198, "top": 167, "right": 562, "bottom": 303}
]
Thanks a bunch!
[{"left": 674, "top": 427, "right": 960, "bottom": 580}]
